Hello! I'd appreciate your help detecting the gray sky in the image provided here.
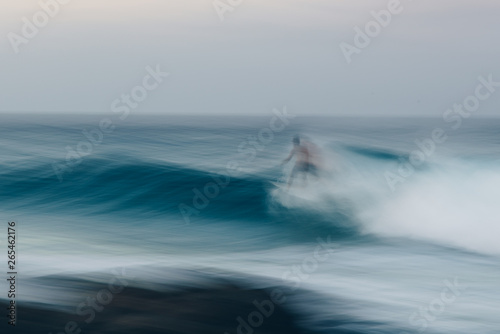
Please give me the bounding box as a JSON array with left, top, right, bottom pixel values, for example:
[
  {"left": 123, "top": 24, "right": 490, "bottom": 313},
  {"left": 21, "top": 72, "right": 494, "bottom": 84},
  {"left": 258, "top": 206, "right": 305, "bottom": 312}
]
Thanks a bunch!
[{"left": 1, "top": 0, "right": 500, "bottom": 116}]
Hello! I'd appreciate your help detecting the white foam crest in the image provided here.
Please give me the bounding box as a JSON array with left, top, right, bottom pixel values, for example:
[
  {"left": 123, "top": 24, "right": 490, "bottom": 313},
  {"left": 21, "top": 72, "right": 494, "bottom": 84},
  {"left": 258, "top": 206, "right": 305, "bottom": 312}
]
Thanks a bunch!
[
  {"left": 271, "top": 144, "right": 500, "bottom": 255},
  {"left": 360, "top": 160, "right": 500, "bottom": 255}
]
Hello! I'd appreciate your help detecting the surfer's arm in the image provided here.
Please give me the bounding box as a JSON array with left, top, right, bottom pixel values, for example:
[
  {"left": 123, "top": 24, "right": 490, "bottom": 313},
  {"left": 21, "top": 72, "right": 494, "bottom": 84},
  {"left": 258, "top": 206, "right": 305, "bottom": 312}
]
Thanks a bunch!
[{"left": 281, "top": 148, "right": 295, "bottom": 165}]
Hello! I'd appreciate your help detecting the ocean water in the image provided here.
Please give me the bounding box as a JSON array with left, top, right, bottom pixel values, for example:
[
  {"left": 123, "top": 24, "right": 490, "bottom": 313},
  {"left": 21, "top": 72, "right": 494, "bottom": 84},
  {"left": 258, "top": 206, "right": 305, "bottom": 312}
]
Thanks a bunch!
[{"left": 1, "top": 114, "right": 500, "bottom": 333}]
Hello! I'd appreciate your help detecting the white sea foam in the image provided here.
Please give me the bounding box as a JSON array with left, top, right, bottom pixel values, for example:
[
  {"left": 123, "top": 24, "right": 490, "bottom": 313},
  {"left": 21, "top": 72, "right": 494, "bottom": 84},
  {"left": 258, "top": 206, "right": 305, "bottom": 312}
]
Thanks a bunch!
[{"left": 271, "top": 143, "right": 500, "bottom": 255}]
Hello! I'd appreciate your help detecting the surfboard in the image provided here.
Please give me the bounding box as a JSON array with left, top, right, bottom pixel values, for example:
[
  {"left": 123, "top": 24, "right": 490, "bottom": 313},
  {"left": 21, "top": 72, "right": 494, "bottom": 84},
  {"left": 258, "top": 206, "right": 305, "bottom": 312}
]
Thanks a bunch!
[
  {"left": 270, "top": 180, "right": 315, "bottom": 206},
  {"left": 270, "top": 181, "right": 288, "bottom": 190}
]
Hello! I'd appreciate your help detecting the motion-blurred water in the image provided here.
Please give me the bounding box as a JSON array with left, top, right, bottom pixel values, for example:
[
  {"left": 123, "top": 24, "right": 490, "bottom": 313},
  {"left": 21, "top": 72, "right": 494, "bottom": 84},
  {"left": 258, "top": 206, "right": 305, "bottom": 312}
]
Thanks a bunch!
[{"left": 1, "top": 114, "right": 499, "bottom": 333}]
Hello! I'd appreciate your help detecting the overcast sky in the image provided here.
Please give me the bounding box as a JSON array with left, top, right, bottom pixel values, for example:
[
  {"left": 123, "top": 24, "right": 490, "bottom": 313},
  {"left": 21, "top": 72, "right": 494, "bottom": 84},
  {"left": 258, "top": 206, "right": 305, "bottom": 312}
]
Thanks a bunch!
[{"left": 1, "top": 0, "right": 499, "bottom": 116}]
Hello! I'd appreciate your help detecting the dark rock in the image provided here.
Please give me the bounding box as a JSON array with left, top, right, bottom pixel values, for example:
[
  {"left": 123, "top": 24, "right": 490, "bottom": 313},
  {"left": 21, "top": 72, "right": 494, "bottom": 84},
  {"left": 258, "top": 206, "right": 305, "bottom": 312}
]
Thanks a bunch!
[{"left": 2, "top": 280, "right": 309, "bottom": 334}]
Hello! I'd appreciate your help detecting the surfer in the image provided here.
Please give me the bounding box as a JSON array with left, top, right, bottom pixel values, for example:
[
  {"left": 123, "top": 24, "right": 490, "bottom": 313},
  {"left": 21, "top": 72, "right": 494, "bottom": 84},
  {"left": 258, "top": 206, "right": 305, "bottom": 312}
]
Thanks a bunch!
[{"left": 281, "top": 135, "right": 321, "bottom": 188}]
